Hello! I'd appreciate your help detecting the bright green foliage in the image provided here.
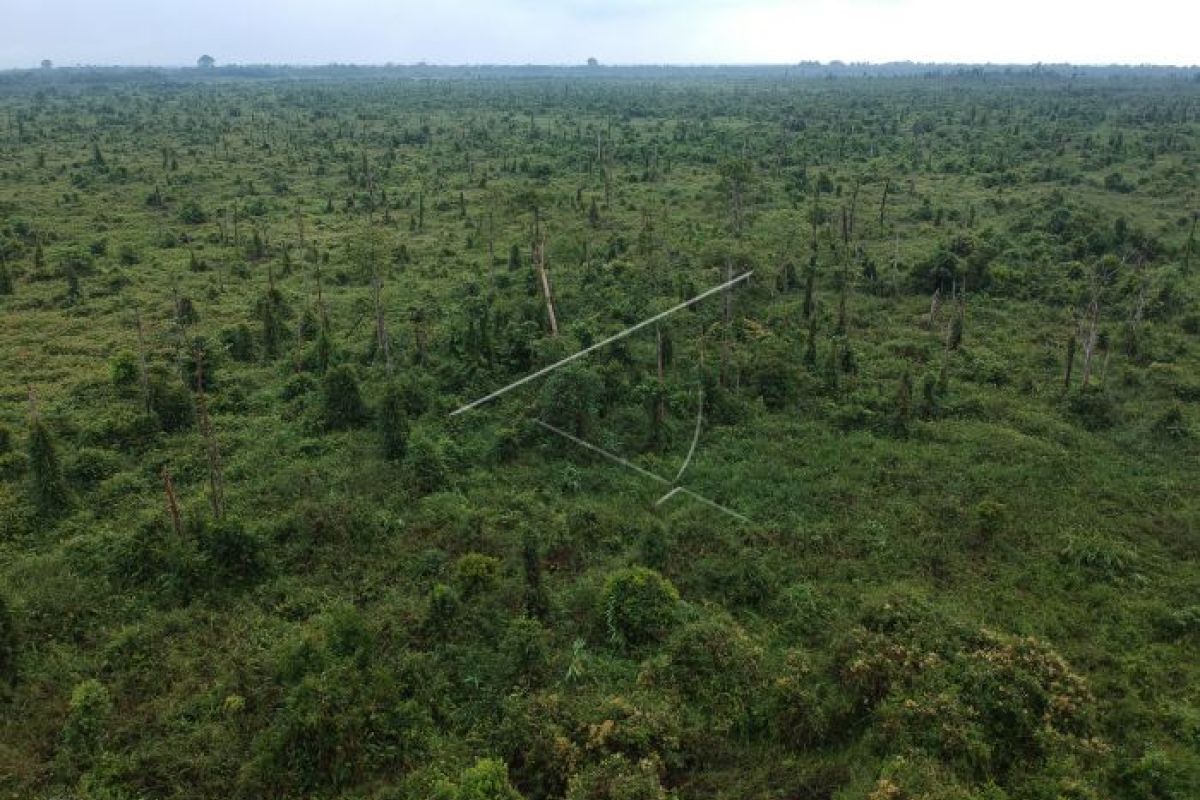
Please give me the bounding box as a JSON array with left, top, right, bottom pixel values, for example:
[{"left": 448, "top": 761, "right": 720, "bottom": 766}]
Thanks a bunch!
[
  {"left": 60, "top": 679, "right": 112, "bottom": 768},
  {"left": 454, "top": 552, "right": 502, "bottom": 596},
  {"left": 322, "top": 364, "right": 368, "bottom": 429},
  {"left": 454, "top": 757, "right": 524, "bottom": 800},
  {"left": 599, "top": 567, "right": 680, "bottom": 648},
  {"left": 27, "top": 418, "right": 70, "bottom": 517},
  {"left": 405, "top": 426, "right": 449, "bottom": 494}
]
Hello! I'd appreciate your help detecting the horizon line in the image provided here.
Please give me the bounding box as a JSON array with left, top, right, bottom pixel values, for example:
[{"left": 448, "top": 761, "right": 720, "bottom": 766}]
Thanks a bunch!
[{"left": 5, "top": 59, "right": 1200, "bottom": 72}]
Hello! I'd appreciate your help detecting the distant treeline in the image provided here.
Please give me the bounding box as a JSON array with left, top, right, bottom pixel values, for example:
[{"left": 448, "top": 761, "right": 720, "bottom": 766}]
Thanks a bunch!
[{"left": 1, "top": 61, "right": 1198, "bottom": 90}]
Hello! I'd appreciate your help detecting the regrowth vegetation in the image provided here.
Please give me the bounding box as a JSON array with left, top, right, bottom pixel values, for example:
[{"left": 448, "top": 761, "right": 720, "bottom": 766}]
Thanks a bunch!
[{"left": 0, "top": 64, "right": 1198, "bottom": 799}]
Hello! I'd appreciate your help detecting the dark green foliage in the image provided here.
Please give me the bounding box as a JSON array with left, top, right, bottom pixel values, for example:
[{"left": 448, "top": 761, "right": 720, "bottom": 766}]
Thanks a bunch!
[
  {"left": 175, "top": 296, "right": 199, "bottom": 326},
  {"left": 63, "top": 447, "right": 120, "bottom": 488},
  {"left": 0, "top": 263, "right": 12, "bottom": 295},
  {"left": 539, "top": 365, "right": 603, "bottom": 437},
  {"left": 109, "top": 350, "right": 140, "bottom": 394},
  {"left": 522, "top": 529, "right": 550, "bottom": 620},
  {"left": 248, "top": 661, "right": 432, "bottom": 795},
  {"left": 1067, "top": 388, "right": 1119, "bottom": 430},
  {"left": 378, "top": 381, "right": 410, "bottom": 461},
  {"left": 220, "top": 323, "right": 256, "bottom": 362},
  {"left": 197, "top": 519, "right": 267, "bottom": 586},
  {"left": 322, "top": 365, "right": 368, "bottom": 430},
  {"left": 27, "top": 418, "right": 70, "bottom": 517},
  {"left": 599, "top": 566, "right": 680, "bottom": 648},
  {"left": 147, "top": 376, "right": 194, "bottom": 432},
  {"left": 181, "top": 337, "right": 217, "bottom": 391},
  {"left": 177, "top": 199, "right": 206, "bottom": 224},
  {"left": 0, "top": 593, "right": 16, "bottom": 688}
]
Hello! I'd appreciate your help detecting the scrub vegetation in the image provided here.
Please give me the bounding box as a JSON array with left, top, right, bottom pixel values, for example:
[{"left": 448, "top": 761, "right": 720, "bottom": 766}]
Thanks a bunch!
[{"left": 0, "top": 64, "right": 1198, "bottom": 799}]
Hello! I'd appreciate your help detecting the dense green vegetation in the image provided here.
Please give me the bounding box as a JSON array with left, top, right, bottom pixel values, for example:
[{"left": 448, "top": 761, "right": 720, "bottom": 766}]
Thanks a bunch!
[{"left": 1, "top": 65, "right": 1198, "bottom": 799}]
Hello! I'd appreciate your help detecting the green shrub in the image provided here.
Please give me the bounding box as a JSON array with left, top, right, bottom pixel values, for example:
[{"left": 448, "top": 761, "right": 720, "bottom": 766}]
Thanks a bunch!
[
  {"left": 1059, "top": 532, "right": 1138, "bottom": 582},
  {"left": 148, "top": 377, "right": 195, "bottom": 432},
  {"left": 109, "top": 350, "right": 140, "bottom": 394},
  {"left": 109, "top": 520, "right": 203, "bottom": 603},
  {"left": 220, "top": 323, "right": 257, "bottom": 362},
  {"left": 379, "top": 381, "right": 410, "bottom": 461},
  {"left": 1151, "top": 405, "right": 1191, "bottom": 440},
  {"left": 499, "top": 616, "right": 550, "bottom": 687},
  {"left": 60, "top": 679, "right": 113, "bottom": 769},
  {"left": 565, "top": 753, "right": 668, "bottom": 800},
  {"left": 453, "top": 758, "right": 524, "bottom": 800},
  {"left": 198, "top": 519, "right": 267, "bottom": 586},
  {"left": 771, "top": 650, "right": 840, "bottom": 750},
  {"left": 322, "top": 364, "right": 368, "bottom": 429},
  {"left": 1066, "top": 389, "right": 1118, "bottom": 430},
  {"left": 426, "top": 583, "right": 460, "bottom": 635},
  {"left": 249, "top": 662, "right": 432, "bottom": 794},
  {"left": 406, "top": 427, "right": 450, "bottom": 495},
  {"left": 777, "top": 581, "right": 834, "bottom": 638},
  {"left": 659, "top": 616, "right": 763, "bottom": 728},
  {"left": 454, "top": 552, "right": 502, "bottom": 596},
  {"left": 64, "top": 447, "right": 121, "bottom": 488},
  {"left": 599, "top": 567, "right": 680, "bottom": 648},
  {"left": 27, "top": 418, "right": 70, "bottom": 517}
]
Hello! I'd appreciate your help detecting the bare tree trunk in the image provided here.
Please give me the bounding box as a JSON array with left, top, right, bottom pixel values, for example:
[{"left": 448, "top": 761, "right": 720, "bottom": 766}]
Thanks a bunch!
[
  {"left": 534, "top": 235, "right": 559, "bottom": 337},
  {"left": 1080, "top": 300, "right": 1099, "bottom": 388},
  {"left": 193, "top": 350, "right": 225, "bottom": 521},
  {"left": 373, "top": 272, "right": 392, "bottom": 374}
]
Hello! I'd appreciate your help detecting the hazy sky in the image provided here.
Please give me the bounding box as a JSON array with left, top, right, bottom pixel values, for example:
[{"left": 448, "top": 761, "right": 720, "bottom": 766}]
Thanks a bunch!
[{"left": 2, "top": 0, "right": 1197, "bottom": 69}]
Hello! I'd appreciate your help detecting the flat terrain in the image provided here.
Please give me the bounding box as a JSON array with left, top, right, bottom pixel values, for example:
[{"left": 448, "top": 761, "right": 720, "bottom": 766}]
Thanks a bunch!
[{"left": 0, "top": 65, "right": 1198, "bottom": 799}]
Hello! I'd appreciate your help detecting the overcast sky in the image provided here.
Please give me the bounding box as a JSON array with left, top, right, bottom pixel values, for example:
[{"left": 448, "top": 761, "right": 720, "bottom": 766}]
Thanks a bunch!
[{"left": 2, "top": 0, "right": 1197, "bottom": 69}]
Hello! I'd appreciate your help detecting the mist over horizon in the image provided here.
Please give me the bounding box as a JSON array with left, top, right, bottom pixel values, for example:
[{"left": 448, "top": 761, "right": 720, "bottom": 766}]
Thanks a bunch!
[{"left": 3, "top": 0, "right": 1197, "bottom": 70}]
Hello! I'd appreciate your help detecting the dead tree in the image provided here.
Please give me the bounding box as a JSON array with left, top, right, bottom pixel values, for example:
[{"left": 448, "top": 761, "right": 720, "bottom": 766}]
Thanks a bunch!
[
  {"left": 193, "top": 349, "right": 225, "bottom": 521},
  {"left": 160, "top": 465, "right": 183, "bottom": 537},
  {"left": 534, "top": 234, "right": 559, "bottom": 337},
  {"left": 372, "top": 271, "right": 392, "bottom": 373}
]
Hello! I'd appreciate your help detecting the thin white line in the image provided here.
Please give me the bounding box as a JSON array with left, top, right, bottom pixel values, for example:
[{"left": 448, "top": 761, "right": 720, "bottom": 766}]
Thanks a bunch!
[
  {"left": 654, "top": 486, "right": 684, "bottom": 506},
  {"left": 532, "top": 420, "right": 670, "bottom": 486},
  {"left": 676, "top": 488, "right": 754, "bottom": 524},
  {"left": 672, "top": 388, "right": 703, "bottom": 484},
  {"left": 534, "top": 418, "right": 753, "bottom": 525},
  {"left": 450, "top": 271, "right": 753, "bottom": 416}
]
